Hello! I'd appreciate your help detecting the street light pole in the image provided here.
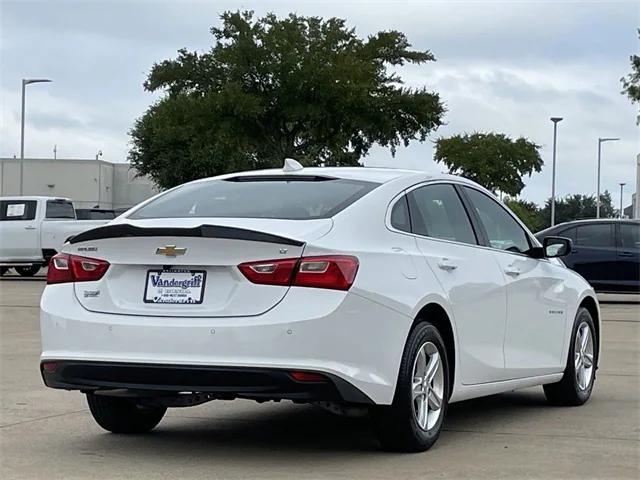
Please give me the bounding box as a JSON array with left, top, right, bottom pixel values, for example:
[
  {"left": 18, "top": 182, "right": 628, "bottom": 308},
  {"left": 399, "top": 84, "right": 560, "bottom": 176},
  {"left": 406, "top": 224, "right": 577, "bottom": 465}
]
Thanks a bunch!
[
  {"left": 550, "top": 117, "right": 563, "bottom": 226},
  {"left": 619, "top": 183, "right": 626, "bottom": 219},
  {"left": 19, "top": 78, "right": 52, "bottom": 195},
  {"left": 596, "top": 137, "right": 620, "bottom": 218}
]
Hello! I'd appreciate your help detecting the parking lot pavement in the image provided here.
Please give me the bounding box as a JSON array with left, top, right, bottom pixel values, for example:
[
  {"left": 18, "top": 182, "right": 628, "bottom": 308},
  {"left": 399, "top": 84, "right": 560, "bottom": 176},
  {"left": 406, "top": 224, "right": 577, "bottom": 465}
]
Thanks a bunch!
[{"left": 0, "top": 279, "right": 638, "bottom": 479}]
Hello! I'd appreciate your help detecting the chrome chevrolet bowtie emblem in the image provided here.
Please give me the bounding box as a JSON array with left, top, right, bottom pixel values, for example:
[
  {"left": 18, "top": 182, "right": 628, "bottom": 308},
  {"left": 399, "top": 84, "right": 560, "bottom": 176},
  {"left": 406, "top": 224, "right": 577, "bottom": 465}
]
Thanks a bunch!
[{"left": 155, "top": 245, "right": 187, "bottom": 257}]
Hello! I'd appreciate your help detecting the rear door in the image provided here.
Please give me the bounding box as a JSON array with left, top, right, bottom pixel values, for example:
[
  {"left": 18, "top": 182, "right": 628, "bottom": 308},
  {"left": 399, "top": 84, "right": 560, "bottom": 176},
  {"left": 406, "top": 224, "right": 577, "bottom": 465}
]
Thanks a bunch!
[
  {"left": 616, "top": 222, "right": 640, "bottom": 292},
  {"left": 406, "top": 182, "right": 508, "bottom": 384},
  {"left": 461, "top": 186, "right": 568, "bottom": 379},
  {"left": 572, "top": 223, "right": 618, "bottom": 291},
  {"left": 0, "top": 200, "right": 41, "bottom": 261}
]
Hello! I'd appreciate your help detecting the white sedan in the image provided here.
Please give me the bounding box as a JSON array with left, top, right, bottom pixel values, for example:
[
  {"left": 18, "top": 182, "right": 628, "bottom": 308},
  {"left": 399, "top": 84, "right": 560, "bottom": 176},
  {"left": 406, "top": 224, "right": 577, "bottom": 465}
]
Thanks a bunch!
[{"left": 40, "top": 162, "right": 599, "bottom": 452}]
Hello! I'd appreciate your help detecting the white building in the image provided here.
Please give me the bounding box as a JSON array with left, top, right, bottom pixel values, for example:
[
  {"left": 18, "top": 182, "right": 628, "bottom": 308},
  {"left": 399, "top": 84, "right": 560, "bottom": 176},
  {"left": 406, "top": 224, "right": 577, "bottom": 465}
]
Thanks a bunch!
[{"left": 0, "top": 158, "right": 160, "bottom": 209}]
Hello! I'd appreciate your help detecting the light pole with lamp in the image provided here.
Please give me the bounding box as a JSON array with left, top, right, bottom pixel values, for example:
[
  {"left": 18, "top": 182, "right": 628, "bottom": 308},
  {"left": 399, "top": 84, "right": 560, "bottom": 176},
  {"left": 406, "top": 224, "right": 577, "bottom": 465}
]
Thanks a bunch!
[
  {"left": 20, "top": 78, "right": 52, "bottom": 195},
  {"left": 596, "top": 137, "right": 620, "bottom": 218},
  {"left": 550, "top": 117, "right": 563, "bottom": 226},
  {"left": 619, "top": 183, "right": 626, "bottom": 219}
]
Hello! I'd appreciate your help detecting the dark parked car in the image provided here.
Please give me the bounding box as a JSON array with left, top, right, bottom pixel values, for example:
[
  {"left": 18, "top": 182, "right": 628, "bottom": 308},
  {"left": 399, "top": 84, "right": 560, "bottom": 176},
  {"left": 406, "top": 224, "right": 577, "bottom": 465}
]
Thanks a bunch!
[
  {"left": 75, "top": 209, "right": 117, "bottom": 220},
  {"left": 536, "top": 219, "right": 640, "bottom": 293}
]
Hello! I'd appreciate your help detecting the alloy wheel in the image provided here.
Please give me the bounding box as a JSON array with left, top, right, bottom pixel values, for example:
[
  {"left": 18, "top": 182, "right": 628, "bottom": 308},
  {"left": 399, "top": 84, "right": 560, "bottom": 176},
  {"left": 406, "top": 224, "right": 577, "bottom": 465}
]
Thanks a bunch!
[
  {"left": 574, "top": 321, "right": 594, "bottom": 391},
  {"left": 411, "top": 341, "right": 445, "bottom": 430}
]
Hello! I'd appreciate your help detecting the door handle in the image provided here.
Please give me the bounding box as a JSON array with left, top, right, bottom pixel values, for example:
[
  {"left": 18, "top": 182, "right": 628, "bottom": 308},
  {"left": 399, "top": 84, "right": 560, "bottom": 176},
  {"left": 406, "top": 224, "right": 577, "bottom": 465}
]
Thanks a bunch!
[
  {"left": 437, "top": 258, "right": 458, "bottom": 271},
  {"left": 504, "top": 266, "right": 521, "bottom": 277},
  {"left": 618, "top": 252, "right": 634, "bottom": 257},
  {"left": 24, "top": 226, "right": 36, "bottom": 230}
]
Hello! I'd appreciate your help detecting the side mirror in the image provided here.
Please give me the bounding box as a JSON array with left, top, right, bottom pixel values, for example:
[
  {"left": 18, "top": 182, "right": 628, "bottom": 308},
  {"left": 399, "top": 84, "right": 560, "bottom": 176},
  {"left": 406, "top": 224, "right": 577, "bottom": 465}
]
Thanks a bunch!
[{"left": 543, "top": 236, "right": 572, "bottom": 258}]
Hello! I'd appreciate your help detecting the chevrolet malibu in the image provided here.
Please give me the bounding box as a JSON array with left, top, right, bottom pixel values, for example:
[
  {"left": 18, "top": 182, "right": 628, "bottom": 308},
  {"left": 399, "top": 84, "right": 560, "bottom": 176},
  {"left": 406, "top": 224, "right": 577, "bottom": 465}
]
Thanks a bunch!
[{"left": 40, "top": 162, "right": 600, "bottom": 452}]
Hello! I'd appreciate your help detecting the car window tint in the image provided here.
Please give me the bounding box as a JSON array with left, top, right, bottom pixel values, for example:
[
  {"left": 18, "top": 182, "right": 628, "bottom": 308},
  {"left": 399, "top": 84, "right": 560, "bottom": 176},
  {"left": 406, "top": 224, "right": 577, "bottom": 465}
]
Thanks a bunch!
[
  {"left": 620, "top": 223, "right": 640, "bottom": 249},
  {"left": 390, "top": 196, "right": 411, "bottom": 233},
  {"left": 559, "top": 227, "right": 576, "bottom": 242},
  {"left": 46, "top": 201, "right": 75, "bottom": 219},
  {"left": 129, "top": 178, "right": 379, "bottom": 220},
  {"left": 463, "top": 187, "right": 530, "bottom": 254},
  {"left": 0, "top": 200, "right": 37, "bottom": 221},
  {"left": 407, "top": 184, "right": 476, "bottom": 245},
  {"left": 576, "top": 224, "right": 613, "bottom": 247}
]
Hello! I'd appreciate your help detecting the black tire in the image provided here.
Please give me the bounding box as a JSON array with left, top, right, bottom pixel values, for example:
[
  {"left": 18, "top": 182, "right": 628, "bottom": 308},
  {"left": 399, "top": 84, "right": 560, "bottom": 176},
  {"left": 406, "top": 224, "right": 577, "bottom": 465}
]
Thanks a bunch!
[
  {"left": 373, "top": 321, "right": 450, "bottom": 452},
  {"left": 86, "top": 394, "right": 166, "bottom": 434},
  {"left": 544, "top": 307, "right": 597, "bottom": 406},
  {"left": 15, "top": 265, "right": 41, "bottom": 277}
]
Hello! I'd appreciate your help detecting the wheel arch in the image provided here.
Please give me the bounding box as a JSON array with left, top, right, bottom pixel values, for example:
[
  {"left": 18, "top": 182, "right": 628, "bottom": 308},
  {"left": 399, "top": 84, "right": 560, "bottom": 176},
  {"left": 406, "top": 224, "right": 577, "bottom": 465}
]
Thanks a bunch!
[{"left": 412, "top": 302, "right": 456, "bottom": 396}]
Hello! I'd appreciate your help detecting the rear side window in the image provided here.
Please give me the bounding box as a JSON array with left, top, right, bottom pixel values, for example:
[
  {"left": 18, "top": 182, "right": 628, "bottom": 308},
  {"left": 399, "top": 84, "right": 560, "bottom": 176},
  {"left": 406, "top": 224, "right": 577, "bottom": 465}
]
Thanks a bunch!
[
  {"left": 576, "top": 224, "right": 613, "bottom": 247},
  {"left": 619, "top": 223, "right": 639, "bottom": 249},
  {"left": 46, "top": 200, "right": 75, "bottom": 219},
  {"left": 0, "top": 200, "right": 37, "bottom": 221},
  {"left": 129, "top": 177, "right": 379, "bottom": 220},
  {"left": 390, "top": 196, "right": 411, "bottom": 233},
  {"left": 407, "top": 184, "right": 477, "bottom": 245}
]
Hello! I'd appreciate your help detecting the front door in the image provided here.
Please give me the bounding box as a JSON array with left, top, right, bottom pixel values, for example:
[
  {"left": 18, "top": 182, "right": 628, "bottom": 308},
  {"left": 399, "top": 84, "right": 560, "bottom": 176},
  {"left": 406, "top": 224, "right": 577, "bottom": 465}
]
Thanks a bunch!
[
  {"left": 571, "top": 223, "right": 618, "bottom": 291},
  {"left": 461, "top": 187, "right": 568, "bottom": 379},
  {"left": 0, "top": 200, "right": 40, "bottom": 261},
  {"left": 406, "top": 183, "right": 508, "bottom": 384}
]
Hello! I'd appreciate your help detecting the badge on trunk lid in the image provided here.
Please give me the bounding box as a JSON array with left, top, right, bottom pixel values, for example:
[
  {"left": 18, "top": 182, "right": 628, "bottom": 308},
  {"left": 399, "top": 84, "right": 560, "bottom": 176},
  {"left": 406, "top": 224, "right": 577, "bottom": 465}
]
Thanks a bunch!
[{"left": 156, "top": 245, "right": 187, "bottom": 257}]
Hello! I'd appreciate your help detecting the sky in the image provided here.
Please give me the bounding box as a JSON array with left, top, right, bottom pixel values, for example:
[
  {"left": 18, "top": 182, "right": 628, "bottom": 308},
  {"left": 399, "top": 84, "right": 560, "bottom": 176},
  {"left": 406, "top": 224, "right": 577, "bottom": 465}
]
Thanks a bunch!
[{"left": 1, "top": 0, "right": 638, "bottom": 206}]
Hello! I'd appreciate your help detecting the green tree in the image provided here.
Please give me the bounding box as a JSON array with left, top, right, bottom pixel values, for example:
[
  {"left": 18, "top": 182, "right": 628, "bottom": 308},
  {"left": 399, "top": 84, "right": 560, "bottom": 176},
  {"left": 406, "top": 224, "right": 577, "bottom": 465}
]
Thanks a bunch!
[
  {"left": 130, "top": 11, "right": 445, "bottom": 188},
  {"left": 620, "top": 29, "right": 640, "bottom": 123},
  {"left": 504, "top": 198, "right": 543, "bottom": 232},
  {"left": 433, "top": 133, "right": 542, "bottom": 196},
  {"left": 540, "top": 192, "right": 617, "bottom": 229}
]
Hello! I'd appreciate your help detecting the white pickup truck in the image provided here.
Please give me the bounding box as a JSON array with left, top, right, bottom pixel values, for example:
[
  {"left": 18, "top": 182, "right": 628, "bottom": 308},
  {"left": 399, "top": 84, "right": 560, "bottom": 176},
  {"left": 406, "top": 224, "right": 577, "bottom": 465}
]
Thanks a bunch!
[{"left": 0, "top": 196, "right": 111, "bottom": 276}]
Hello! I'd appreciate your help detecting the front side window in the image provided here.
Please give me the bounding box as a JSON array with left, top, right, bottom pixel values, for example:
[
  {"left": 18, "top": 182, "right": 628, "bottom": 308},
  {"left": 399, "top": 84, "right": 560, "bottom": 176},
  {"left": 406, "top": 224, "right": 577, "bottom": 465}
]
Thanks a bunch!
[
  {"left": 575, "top": 224, "right": 613, "bottom": 248},
  {"left": 0, "top": 200, "right": 37, "bottom": 221},
  {"left": 620, "top": 223, "right": 640, "bottom": 249},
  {"left": 129, "top": 177, "right": 379, "bottom": 220},
  {"left": 558, "top": 227, "right": 576, "bottom": 242},
  {"left": 464, "top": 187, "right": 530, "bottom": 254},
  {"left": 407, "top": 184, "right": 477, "bottom": 245},
  {"left": 46, "top": 200, "right": 75, "bottom": 219}
]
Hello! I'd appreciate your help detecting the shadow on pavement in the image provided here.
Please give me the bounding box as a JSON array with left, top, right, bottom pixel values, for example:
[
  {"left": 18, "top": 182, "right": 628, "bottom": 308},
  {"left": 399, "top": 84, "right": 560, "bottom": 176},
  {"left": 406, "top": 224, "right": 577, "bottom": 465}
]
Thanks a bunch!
[{"left": 72, "top": 389, "right": 549, "bottom": 457}]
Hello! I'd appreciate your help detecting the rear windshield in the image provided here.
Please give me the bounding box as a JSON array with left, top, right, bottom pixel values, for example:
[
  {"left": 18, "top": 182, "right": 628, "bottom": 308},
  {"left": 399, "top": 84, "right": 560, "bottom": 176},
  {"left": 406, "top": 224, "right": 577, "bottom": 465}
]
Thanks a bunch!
[{"left": 129, "top": 177, "right": 379, "bottom": 220}]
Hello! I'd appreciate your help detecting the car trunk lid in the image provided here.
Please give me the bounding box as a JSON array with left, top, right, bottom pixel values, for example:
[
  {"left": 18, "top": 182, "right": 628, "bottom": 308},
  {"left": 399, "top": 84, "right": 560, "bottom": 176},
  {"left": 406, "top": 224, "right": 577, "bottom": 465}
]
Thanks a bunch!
[{"left": 68, "top": 218, "right": 332, "bottom": 317}]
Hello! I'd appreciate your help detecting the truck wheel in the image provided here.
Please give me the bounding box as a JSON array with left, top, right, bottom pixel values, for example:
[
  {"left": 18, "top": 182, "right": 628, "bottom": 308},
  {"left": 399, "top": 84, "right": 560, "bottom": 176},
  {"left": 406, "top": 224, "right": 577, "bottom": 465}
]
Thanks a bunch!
[
  {"left": 87, "top": 394, "right": 166, "bottom": 434},
  {"left": 15, "top": 265, "right": 41, "bottom": 277}
]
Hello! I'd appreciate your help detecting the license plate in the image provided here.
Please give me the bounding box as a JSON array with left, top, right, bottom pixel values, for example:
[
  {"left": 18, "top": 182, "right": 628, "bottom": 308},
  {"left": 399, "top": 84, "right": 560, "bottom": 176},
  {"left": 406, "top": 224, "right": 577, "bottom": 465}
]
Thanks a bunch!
[{"left": 144, "top": 269, "right": 206, "bottom": 304}]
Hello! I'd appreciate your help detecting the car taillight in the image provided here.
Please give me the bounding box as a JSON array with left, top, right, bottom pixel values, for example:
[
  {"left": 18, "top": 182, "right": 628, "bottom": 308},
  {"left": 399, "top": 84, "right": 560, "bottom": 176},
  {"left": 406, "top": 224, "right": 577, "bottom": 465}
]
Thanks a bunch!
[
  {"left": 46, "top": 253, "right": 110, "bottom": 284},
  {"left": 238, "top": 255, "right": 358, "bottom": 291}
]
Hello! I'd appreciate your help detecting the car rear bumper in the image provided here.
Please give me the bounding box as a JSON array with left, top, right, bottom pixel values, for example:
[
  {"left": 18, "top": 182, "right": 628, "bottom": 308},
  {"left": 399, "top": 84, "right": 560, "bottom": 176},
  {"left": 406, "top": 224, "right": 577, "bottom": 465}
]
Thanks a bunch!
[
  {"left": 40, "top": 360, "right": 373, "bottom": 404},
  {"left": 40, "top": 284, "right": 413, "bottom": 405}
]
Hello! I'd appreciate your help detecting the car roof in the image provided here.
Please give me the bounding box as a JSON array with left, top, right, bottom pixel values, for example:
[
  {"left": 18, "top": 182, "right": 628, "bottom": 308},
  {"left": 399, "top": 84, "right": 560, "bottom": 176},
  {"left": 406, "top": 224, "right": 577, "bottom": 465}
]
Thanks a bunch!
[
  {"left": 201, "top": 166, "right": 479, "bottom": 186},
  {"left": 537, "top": 218, "right": 640, "bottom": 235},
  {"left": 0, "top": 196, "right": 71, "bottom": 201}
]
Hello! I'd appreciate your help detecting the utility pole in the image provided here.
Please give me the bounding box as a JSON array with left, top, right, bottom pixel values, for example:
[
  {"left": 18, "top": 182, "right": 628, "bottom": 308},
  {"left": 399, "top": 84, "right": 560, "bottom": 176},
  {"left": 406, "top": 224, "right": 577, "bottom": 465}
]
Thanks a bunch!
[
  {"left": 550, "top": 117, "right": 563, "bottom": 226},
  {"left": 620, "top": 183, "right": 626, "bottom": 219},
  {"left": 596, "top": 137, "right": 620, "bottom": 218},
  {"left": 20, "top": 78, "right": 52, "bottom": 195}
]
